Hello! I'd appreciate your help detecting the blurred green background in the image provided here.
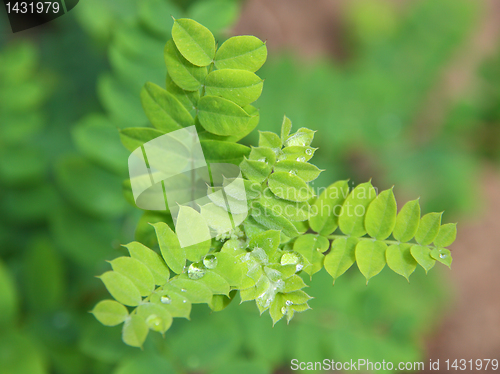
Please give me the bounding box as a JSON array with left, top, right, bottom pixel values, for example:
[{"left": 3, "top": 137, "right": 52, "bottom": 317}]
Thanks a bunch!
[{"left": 1, "top": 0, "right": 499, "bottom": 373}]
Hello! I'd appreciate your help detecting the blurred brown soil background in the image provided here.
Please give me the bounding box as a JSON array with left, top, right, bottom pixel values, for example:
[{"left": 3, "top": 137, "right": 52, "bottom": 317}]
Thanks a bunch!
[{"left": 232, "top": 0, "right": 500, "bottom": 372}]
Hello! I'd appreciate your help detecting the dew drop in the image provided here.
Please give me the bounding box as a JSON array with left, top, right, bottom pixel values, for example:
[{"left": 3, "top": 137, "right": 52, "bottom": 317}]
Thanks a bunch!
[
  {"left": 286, "top": 300, "right": 293, "bottom": 306},
  {"left": 188, "top": 263, "right": 206, "bottom": 280},
  {"left": 258, "top": 157, "right": 267, "bottom": 163},
  {"left": 181, "top": 288, "right": 187, "bottom": 292},
  {"left": 182, "top": 299, "right": 187, "bottom": 303},
  {"left": 146, "top": 314, "right": 162, "bottom": 330},
  {"left": 160, "top": 296, "right": 171, "bottom": 304},
  {"left": 289, "top": 170, "right": 297, "bottom": 175},
  {"left": 296, "top": 157, "right": 306, "bottom": 162},
  {"left": 203, "top": 254, "right": 218, "bottom": 269},
  {"left": 281, "top": 306, "right": 288, "bottom": 315},
  {"left": 295, "top": 263, "right": 303, "bottom": 272},
  {"left": 305, "top": 148, "right": 313, "bottom": 156},
  {"left": 439, "top": 253, "right": 447, "bottom": 259}
]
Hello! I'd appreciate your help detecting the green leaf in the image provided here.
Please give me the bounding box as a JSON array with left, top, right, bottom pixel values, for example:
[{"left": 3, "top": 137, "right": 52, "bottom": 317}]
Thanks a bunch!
[
  {"left": 250, "top": 202, "right": 301, "bottom": 238},
  {"left": 164, "top": 39, "right": 207, "bottom": 91},
  {"left": 92, "top": 300, "right": 129, "bottom": 326},
  {"left": 198, "top": 96, "right": 253, "bottom": 136},
  {"left": 355, "top": 240, "right": 387, "bottom": 283},
  {"left": 269, "top": 293, "right": 286, "bottom": 325},
  {"left": 410, "top": 245, "right": 436, "bottom": 273},
  {"left": 433, "top": 223, "right": 457, "bottom": 248},
  {"left": 205, "top": 69, "right": 263, "bottom": 107},
  {"left": 293, "top": 234, "right": 329, "bottom": 276},
  {"left": 268, "top": 172, "right": 313, "bottom": 202},
  {"left": 258, "top": 131, "right": 281, "bottom": 149},
  {"left": 415, "top": 212, "right": 442, "bottom": 245},
  {"left": 124, "top": 242, "right": 170, "bottom": 286},
  {"left": 195, "top": 270, "right": 231, "bottom": 296},
  {"left": 200, "top": 203, "right": 233, "bottom": 233},
  {"left": 152, "top": 222, "right": 186, "bottom": 274},
  {"left": 119, "top": 127, "right": 165, "bottom": 152},
  {"left": 430, "top": 248, "right": 452, "bottom": 268},
  {"left": 283, "top": 274, "right": 307, "bottom": 293},
  {"left": 249, "top": 146, "right": 276, "bottom": 165},
  {"left": 281, "top": 115, "right": 292, "bottom": 144},
  {"left": 324, "top": 237, "right": 358, "bottom": 283},
  {"left": 214, "top": 35, "right": 267, "bottom": 72},
  {"left": 365, "top": 188, "right": 397, "bottom": 240},
  {"left": 385, "top": 244, "right": 417, "bottom": 281},
  {"left": 309, "top": 180, "right": 349, "bottom": 235},
  {"left": 274, "top": 160, "right": 321, "bottom": 182},
  {"left": 136, "top": 303, "right": 173, "bottom": 333},
  {"left": 259, "top": 187, "right": 311, "bottom": 222},
  {"left": 169, "top": 278, "right": 213, "bottom": 304},
  {"left": 208, "top": 290, "right": 237, "bottom": 312},
  {"left": 100, "top": 271, "right": 142, "bottom": 307},
  {"left": 392, "top": 199, "right": 421, "bottom": 242},
  {"left": 110, "top": 257, "right": 155, "bottom": 297},
  {"left": 338, "top": 181, "right": 376, "bottom": 237},
  {"left": 122, "top": 315, "right": 148, "bottom": 348},
  {"left": 153, "top": 289, "right": 191, "bottom": 319},
  {"left": 201, "top": 140, "right": 250, "bottom": 164},
  {"left": 176, "top": 205, "right": 212, "bottom": 249},
  {"left": 240, "top": 157, "right": 273, "bottom": 183},
  {"left": 141, "top": 82, "right": 194, "bottom": 132},
  {"left": 165, "top": 74, "right": 199, "bottom": 113},
  {"left": 249, "top": 230, "right": 281, "bottom": 258},
  {"left": 172, "top": 18, "right": 215, "bottom": 66},
  {"left": 280, "top": 146, "right": 316, "bottom": 162},
  {"left": 212, "top": 252, "right": 244, "bottom": 287},
  {"left": 284, "top": 128, "right": 315, "bottom": 147}
]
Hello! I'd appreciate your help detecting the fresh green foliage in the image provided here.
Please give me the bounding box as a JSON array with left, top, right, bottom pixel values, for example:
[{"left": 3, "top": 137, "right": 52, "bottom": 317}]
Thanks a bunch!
[{"left": 93, "top": 19, "right": 457, "bottom": 348}]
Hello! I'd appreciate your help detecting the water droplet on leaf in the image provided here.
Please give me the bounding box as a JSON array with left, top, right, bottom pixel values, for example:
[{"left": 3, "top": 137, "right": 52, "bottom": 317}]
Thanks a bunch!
[
  {"left": 188, "top": 263, "right": 206, "bottom": 280},
  {"left": 203, "top": 254, "right": 218, "bottom": 269},
  {"left": 160, "top": 296, "right": 171, "bottom": 304},
  {"left": 305, "top": 149, "right": 313, "bottom": 156},
  {"left": 286, "top": 300, "right": 293, "bottom": 306}
]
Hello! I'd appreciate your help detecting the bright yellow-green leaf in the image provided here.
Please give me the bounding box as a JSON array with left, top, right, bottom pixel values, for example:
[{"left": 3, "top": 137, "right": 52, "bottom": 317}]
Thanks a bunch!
[
  {"left": 198, "top": 96, "right": 253, "bottom": 136},
  {"left": 258, "top": 131, "right": 281, "bottom": 149},
  {"left": 175, "top": 205, "right": 211, "bottom": 250},
  {"left": 200, "top": 140, "right": 250, "bottom": 164},
  {"left": 415, "top": 212, "right": 442, "bottom": 245},
  {"left": 122, "top": 315, "right": 148, "bottom": 348},
  {"left": 92, "top": 300, "right": 129, "bottom": 326},
  {"left": 430, "top": 248, "right": 452, "bottom": 268},
  {"left": 355, "top": 240, "right": 387, "bottom": 283},
  {"left": 293, "top": 234, "right": 329, "bottom": 276},
  {"left": 212, "top": 252, "right": 244, "bottom": 287},
  {"left": 136, "top": 303, "right": 173, "bottom": 333},
  {"left": 309, "top": 180, "right": 349, "bottom": 235},
  {"left": 140, "top": 82, "right": 194, "bottom": 132},
  {"left": 214, "top": 35, "right": 267, "bottom": 72},
  {"left": 284, "top": 128, "right": 315, "bottom": 147},
  {"left": 169, "top": 278, "right": 213, "bottom": 304},
  {"left": 274, "top": 160, "right": 321, "bottom": 182},
  {"left": 281, "top": 115, "right": 292, "bottom": 144},
  {"left": 338, "top": 181, "right": 376, "bottom": 237},
  {"left": 99, "top": 271, "right": 142, "bottom": 307},
  {"left": 385, "top": 243, "right": 417, "bottom": 281},
  {"left": 324, "top": 237, "right": 358, "bottom": 283},
  {"left": 365, "top": 188, "right": 397, "bottom": 240},
  {"left": 152, "top": 222, "right": 186, "bottom": 274},
  {"left": 110, "top": 257, "right": 155, "bottom": 296},
  {"left": 280, "top": 146, "right": 316, "bottom": 162},
  {"left": 392, "top": 199, "right": 420, "bottom": 242},
  {"left": 433, "top": 223, "right": 457, "bottom": 248},
  {"left": 172, "top": 18, "right": 215, "bottom": 66},
  {"left": 268, "top": 172, "right": 313, "bottom": 202},
  {"left": 410, "top": 245, "right": 435, "bottom": 273},
  {"left": 249, "top": 230, "right": 281, "bottom": 257},
  {"left": 240, "top": 157, "right": 273, "bottom": 183},
  {"left": 164, "top": 39, "right": 207, "bottom": 91},
  {"left": 124, "top": 241, "right": 170, "bottom": 286},
  {"left": 205, "top": 69, "right": 263, "bottom": 107}
]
